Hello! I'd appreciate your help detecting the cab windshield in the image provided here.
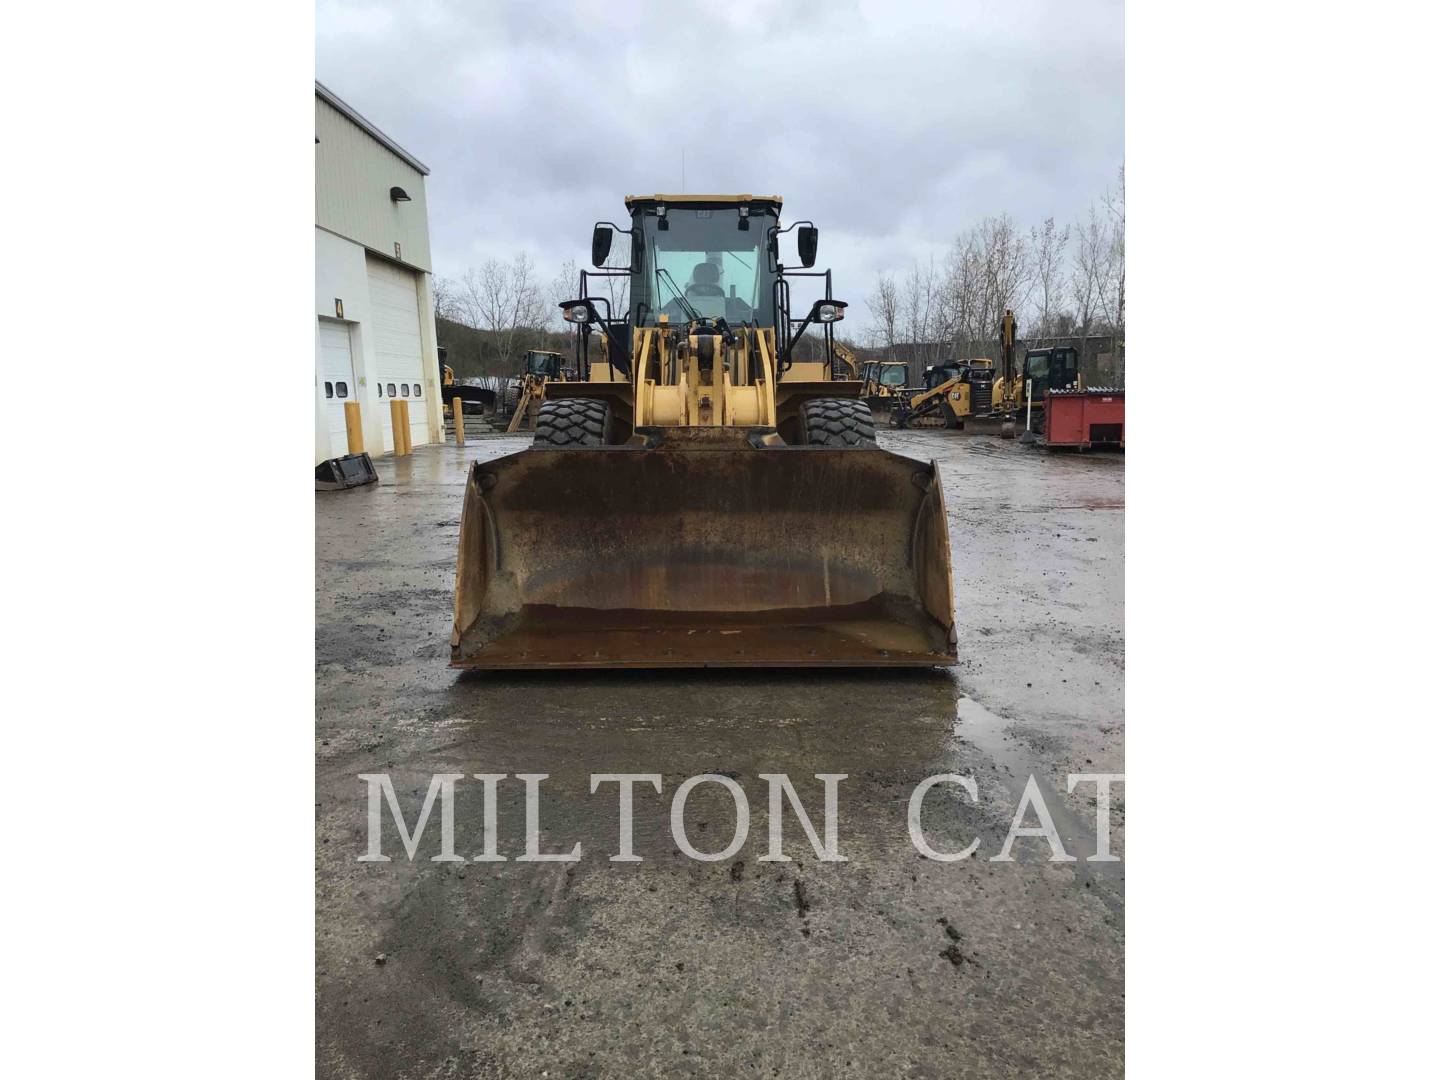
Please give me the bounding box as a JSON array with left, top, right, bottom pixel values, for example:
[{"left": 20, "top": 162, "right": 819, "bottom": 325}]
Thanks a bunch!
[
  {"left": 632, "top": 207, "right": 777, "bottom": 328},
  {"left": 880, "top": 366, "right": 908, "bottom": 387}
]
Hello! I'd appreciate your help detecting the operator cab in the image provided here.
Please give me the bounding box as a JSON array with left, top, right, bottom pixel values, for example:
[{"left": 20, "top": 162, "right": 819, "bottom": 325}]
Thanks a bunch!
[
  {"left": 623, "top": 197, "right": 783, "bottom": 328},
  {"left": 523, "top": 351, "right": 565, "bottom": 379},
  {"left": 1023, "top": 346, "right": 1081, "bottom": 396},
  {"left": 923, "top": 361, "right": 964, "bottom": 391},
  {"left": 569, "top": 195, "right": 848, "bottom": 383}
]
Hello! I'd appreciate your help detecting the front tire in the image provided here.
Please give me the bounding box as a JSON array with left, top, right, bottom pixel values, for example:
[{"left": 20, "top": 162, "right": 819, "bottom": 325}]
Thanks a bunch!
[
  {"left": 532, "top": 398, "right": 611, "bottom": 447},
  {"left": 802, "top": 398, "right": 878, "bottom": 448}
]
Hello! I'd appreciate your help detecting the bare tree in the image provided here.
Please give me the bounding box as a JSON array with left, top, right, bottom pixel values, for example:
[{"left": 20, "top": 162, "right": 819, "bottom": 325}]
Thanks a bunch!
[
  {"left": 943, "top": 231, "right": 985, "bottom": 350},
  {"left": 975, "top": 214, "right": 1033, "bottom": 347},
  {"left": 432, "top": 275, "right": 462, "bottom": 324},
  {"left": 549, "top": 258, "right": 579, "bottom": 331},
  {"left": 899, "top": 258, "right": 945, "bottom": 377},
  {"left": 1101, "top": 165, "right": 1125, "bottom": 340},
  {"left": 866, "top": 274, "right": 899, "bottom": 359},
  {"left": 1069, "top": 203, "right": 1114, "bottom": 358},
  {"left": 461, "top": 253, "right": 549, "bottom": 373},
  {"left": 1028, "top": 217, "right": 1071, "bottom": 341}
]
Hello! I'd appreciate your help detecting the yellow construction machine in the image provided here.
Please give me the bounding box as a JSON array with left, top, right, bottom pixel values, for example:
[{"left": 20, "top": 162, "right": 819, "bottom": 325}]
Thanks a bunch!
[
  {"left": 505, "top": 350, "right": 569, "bottom": 433},
  {"left": 890, "top": 358, "right": 998, "bottom": 430},
  {"left": 854, "top": 357, "right": 911, "bottom": 424},
  {"left": 829, "top": 341, "right": 908, "bottom": 420},
  {"left": 451, "top": 194, "right": 956, "bottom": 669},
  {"left": 991, "top": 311, "right": 1086, "bottom": 435},
  {"left": 830, "top": 338, "right": 863, "bottom": 380}
]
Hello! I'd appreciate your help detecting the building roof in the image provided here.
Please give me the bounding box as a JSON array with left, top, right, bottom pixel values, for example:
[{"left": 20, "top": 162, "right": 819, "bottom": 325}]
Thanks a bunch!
[{"left": 315, "top": 81, "right": 430, "bottom": 176}]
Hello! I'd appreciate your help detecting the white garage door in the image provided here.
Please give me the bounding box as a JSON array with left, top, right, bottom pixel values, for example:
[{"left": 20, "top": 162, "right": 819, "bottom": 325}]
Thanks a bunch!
[
  {"left": 317, "top": 318, "right": 356, "bottom": 453},
  {"left": 366, "top": 255, "right": 430, "bottom": 452}
]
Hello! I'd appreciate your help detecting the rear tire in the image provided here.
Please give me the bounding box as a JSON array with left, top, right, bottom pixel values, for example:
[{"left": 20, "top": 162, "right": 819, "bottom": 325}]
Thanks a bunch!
[
  {"left": 802, "top": 398, "right": 877, "bottom": 448},
  {"left": 533, "top": 398, "right": 610, "bottom": 447}
]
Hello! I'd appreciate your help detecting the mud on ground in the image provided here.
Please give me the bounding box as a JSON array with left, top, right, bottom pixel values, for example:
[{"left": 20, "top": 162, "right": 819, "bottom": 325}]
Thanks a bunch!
[{"left": 316, "top": 431, "right": 1124, "bottom": 1079}]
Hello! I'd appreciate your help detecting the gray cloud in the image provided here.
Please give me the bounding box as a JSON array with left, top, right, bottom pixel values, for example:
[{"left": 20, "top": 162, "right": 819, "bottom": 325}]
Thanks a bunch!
[{"left": 318, "top": 0, "right": 1122, "bottom": 332}]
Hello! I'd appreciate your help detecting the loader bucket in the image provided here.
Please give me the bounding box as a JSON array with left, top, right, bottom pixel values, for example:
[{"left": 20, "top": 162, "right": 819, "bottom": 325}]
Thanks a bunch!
[{"left": 451, "top": 441, "right": 957, "bottom": 669}]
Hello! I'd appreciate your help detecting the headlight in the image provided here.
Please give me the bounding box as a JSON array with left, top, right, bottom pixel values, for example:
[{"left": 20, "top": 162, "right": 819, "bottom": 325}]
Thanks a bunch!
[
  {"left": 816, "top": 303, "right": 842, "bottom": 322},
  {"left": 564, "top": 304, "right": 590, "bottom": 323}
]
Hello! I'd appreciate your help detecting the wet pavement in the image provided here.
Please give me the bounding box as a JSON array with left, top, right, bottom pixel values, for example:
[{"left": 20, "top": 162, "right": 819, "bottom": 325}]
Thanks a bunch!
[{"left": 316, "top": 430, "right": 1124, "bottom": 1078}]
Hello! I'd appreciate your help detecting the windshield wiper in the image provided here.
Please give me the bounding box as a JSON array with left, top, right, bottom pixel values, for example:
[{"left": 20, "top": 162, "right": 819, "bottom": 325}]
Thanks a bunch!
[{"left": 656, "top": 267, "right": 702, "bottom": 323}]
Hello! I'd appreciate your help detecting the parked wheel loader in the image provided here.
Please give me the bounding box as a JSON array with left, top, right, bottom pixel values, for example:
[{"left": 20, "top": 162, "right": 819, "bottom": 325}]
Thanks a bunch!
[
  {"left": 451, "top": 194, "right": 957, "bottom": 669},
  {"left": 859, "top": 361, "right": 911, "bottom": 422},
  {"left": 505, "top": 350, "right": 569, "bottom": 433}
]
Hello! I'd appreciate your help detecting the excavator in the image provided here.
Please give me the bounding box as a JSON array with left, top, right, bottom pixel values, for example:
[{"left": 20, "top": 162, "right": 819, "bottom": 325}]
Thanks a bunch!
[
  {"left": 991, "top": 310, "right": 1083, "bottom": 434},
  {"left": 829, "top": 338, "right": 863, "bottom": 380},
  {"left": 505, "top": 349, "right": 570, "bottom": 432},
  {"left": 451, "top": 193, "right": 956, "bottom": 669}
]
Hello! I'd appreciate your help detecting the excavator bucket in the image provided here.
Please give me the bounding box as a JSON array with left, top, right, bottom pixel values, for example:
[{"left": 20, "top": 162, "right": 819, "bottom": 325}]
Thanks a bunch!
[{"left": 451, "top": 440, "right": 957, "bottom": 669}]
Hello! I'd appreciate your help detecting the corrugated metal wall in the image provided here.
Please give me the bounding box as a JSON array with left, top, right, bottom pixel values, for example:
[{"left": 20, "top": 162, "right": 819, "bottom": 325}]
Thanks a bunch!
[{"left": 315, "top": 96, "right": 432, "bottom": 272}]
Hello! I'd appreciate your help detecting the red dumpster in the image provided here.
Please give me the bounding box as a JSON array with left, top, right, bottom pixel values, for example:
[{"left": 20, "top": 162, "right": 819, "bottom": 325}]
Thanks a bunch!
[{"left": 1043, "top": 388, "right": 1125, "bottom": 450}]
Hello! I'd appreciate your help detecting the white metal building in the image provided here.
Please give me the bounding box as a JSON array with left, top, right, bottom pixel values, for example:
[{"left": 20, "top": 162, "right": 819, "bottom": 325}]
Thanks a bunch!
[{"left": 315, "top": 81, "right": 442, "bottom": 463}]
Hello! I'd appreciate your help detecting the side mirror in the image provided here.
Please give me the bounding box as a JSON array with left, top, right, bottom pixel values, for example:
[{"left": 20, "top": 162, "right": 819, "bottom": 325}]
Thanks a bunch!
[
  {"left": 591, "top": 225, "right": 613, "bottom": 267},
  {"left": 797, "top": 225, "right": 818, "bottom": 267}
]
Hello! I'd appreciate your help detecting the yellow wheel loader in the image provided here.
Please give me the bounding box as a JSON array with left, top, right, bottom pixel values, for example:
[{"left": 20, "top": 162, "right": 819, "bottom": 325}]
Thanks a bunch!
[
  {"left": 850, "top": 351, "right": 911, "bottom": 424},
  {"left": 451, "top": 194, "right": 956, "bottom": 669},
  {"left": 505, "top": 350, "right": 569, "bottom": 433}
]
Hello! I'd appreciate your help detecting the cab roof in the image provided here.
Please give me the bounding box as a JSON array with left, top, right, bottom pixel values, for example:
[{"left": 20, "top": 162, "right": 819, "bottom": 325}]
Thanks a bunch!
[{"left": 624, "top": 194, "right": 782, "bottom": 212}]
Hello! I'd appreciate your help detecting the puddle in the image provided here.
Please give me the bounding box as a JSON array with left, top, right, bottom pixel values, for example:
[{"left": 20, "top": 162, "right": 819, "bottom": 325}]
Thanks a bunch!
[{"left": 951, "top": 686, "right": 1124, "bottom": 911}]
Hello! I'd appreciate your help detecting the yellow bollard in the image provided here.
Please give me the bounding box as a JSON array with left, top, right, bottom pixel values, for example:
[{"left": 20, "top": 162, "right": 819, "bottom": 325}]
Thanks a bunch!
[
  {"left": 452, "top": 396, "right": 465, "bottom": 446},
  {"left": 344, "top": 400, "right": 364, "bottom": 455},
  {"left": 390, "top": 399, "right": 409, "bottom": 456},
  {"left": 400, "top": 400, "right": 413, "bottom": 455}
]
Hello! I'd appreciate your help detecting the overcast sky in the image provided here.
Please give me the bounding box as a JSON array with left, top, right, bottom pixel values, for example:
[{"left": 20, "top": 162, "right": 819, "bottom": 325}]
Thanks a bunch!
[{"left": 317, "top": 0, "right": 1123, "bottom": 334}]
